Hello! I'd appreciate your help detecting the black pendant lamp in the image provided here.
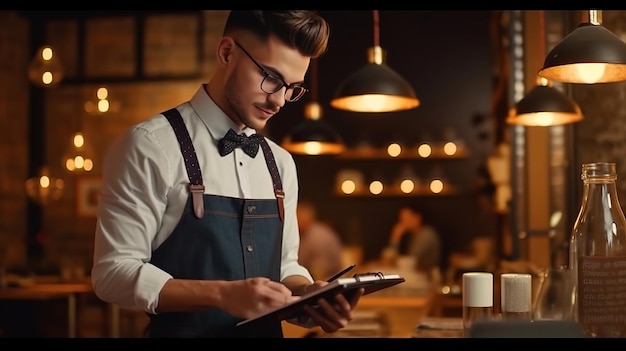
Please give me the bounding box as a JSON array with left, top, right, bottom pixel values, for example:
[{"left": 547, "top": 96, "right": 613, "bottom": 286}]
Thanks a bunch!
[
  {"left": 538, "top": 10, "right": 626, "bottom": 84},
  {"left": 508, "top": 11, "right": 583, "bottom": 127},
  {"left": 282, "top": 59, "right": 345, "bottom": 155},
  {"left": 507, "top": 78, "right": 582, "bottom": 126},
  {"left": 330, "top": 10, "right": 419, "bottom": 113}
]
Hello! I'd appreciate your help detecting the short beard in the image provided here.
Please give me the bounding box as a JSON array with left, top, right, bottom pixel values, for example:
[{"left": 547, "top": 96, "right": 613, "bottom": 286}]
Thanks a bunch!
[{"left": 224, "top": 71, "right": 250, "bottom": 130}]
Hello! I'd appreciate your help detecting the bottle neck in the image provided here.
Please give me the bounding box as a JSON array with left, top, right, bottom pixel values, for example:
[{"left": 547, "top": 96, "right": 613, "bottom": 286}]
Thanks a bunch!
[{"left": 581, "top": 179, "right": 621, "bottom": 211}]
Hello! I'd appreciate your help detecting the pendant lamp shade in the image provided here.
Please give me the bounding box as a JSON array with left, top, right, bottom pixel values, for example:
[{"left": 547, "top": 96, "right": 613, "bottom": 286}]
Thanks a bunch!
[
  {"left": 330, "top": 11, "right": 419, "bottom": 113},
  {"left": 509, "top": 11, "right": 583, "bottom": 127},
  {"left": 506, "top": 79, "right": 583, "bottom": 126},
  {"left": 282, "top": 58, "right": 345, "bottom": 156},
  {"left": 282, "top": 102, "right": 345, "bottom": 155},
  {"left": 538, "top": 11, "right": 626, "bottom": 84}
]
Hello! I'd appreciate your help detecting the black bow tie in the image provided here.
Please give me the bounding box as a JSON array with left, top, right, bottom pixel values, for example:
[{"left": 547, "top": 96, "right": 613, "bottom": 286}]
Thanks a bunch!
[{"left": 218, "top": 129, "right": 264, "bottom": 158}]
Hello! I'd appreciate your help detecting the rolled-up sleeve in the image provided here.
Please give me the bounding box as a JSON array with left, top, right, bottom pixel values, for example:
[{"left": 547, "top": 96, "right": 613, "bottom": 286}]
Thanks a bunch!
[{"left": 92, "top": 123, "right": 174, "bottom": 314}]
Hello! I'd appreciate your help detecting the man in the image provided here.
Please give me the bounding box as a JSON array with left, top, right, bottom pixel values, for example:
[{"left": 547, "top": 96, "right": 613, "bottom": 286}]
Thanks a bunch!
[
  {"left": 388, "top": 206, "right": 442, "bottom": 275},
  {"left": 91, "top": 11, "right": 362, "bottom": 338}
]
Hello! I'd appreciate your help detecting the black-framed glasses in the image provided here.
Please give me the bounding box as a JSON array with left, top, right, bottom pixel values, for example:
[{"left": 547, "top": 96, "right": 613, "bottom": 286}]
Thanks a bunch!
[{"left": 234, "top": 41, "right": 309, "bottom": 103}]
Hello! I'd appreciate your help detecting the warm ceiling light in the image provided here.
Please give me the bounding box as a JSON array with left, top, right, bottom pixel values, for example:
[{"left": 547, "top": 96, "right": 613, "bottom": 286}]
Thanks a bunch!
[
  {"left": 282, "top": 59, "right": 345, "bottom": 155},
  {"left": 510, "top": 11, "right": 584, "bottom": 127},
  {"left": 507, "top": 77, "right": 583, "bottom": 126},
  {"left": 282, "top": 102, "right": 344, "bottom": 155},
  {"left": 538, "top": 10, "right": 626, "bottom": 84},
  {"left": 330, "top": 10, "right": 419, "bottom": 113}
]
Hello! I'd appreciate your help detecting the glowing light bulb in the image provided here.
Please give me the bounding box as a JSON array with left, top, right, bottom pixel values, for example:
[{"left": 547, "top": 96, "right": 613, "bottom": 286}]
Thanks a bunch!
[
  {"left": 302, "top": 142, "right": 322, "bottom": 155},
  {"left": 418, "top": 144, "right": 432, "bottom": 158},
  {"left": 98, "top": 99, "right": 110, "bottom": 113},
  {"left": 369, "top": 180, "right": 383, "bottom": 195},
  {"left": 73, "top": 133, "right": 85, "bottom": 148},
  {"left": 400, "top": 179, "right": 414, "bottom": 193},
  {"left": 341, "top": 180, "right": 356, "bottom": 194},
  {"left": 97, "top": 87, "right": 109, "bottom": 99},
  {"left": 387, "top": 143, "right": 401, "bottom": 157},
  {"left": 40, "top": 175, "right": 50, "bottom": 188},
  {"left": 575, "top": 63, "right": 606, "bottom": 84},
  {"left": 443, "top": 142, "right": 457, "bottom": 156},
  {"left": 430, "top": 179, "right": 444, "bottom": 194}
]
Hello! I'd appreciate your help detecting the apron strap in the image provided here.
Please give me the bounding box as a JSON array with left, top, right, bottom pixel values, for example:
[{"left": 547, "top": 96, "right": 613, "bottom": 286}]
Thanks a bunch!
[
  {"left": 259, "top": 139, "right": 285, "bottom": 223},
  {"left": 162, "top": 108, "right": 205, "bottom": 219}
]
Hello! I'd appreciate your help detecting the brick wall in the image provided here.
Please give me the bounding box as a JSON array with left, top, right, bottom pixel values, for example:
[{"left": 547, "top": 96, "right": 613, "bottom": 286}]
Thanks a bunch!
[
  {"left": 0, "top": 11, "right": 228, "bottom": 275},
  {"left": 0, "top": 11, "right": 29, "bottom": 269}
]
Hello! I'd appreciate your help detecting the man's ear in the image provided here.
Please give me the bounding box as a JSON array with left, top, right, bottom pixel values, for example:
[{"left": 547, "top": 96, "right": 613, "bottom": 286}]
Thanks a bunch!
[{"left": 216, "top": 37, "right": 236, "bottom": 65}]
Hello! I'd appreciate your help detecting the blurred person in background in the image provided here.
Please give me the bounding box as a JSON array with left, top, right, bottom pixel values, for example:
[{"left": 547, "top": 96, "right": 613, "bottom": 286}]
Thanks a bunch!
[
  {"left": 386, "top": 205, "right": 442, "bottom": 281},
  {"left": 297, "top": 200, "right": 344, "bottom": 281}
]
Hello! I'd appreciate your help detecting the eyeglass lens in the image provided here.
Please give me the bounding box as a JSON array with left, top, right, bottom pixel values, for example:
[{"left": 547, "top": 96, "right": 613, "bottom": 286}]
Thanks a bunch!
[{"left": 261, "top": 75, "right": 306, "bottom": 102}]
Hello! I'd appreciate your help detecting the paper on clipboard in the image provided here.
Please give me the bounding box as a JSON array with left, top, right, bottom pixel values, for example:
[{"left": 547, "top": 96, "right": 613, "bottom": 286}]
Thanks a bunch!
[{"left": 236, "top": 273, "right": 405, "bottom": 326}]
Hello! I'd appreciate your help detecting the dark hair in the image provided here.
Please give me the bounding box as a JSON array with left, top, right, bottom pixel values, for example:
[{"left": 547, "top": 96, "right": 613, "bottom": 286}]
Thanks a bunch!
[{"left": 223, "top": 11, "right": 330, "bottom": 58}]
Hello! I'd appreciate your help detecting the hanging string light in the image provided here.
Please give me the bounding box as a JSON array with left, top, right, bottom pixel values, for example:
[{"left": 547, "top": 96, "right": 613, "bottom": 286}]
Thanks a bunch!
[
  {"left": 25, "top": 166, "right": 64, "bottom": 206},
  {"left": 28, "top": 45, "right": 64, "bottom": 88}
]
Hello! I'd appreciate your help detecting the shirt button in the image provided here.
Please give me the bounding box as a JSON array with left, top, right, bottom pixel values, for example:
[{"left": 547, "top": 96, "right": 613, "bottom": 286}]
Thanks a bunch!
[{"left": 246, "top": 245, "right": 253, "bottom": 252}]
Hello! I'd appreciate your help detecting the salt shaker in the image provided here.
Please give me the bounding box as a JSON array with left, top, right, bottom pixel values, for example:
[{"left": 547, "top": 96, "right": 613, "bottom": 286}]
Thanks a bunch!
[
  {"left": 500, "top": 273, "right": 532, "bottom": 320},
  {"left": 462, "top": 272, "right": 493, "bottom": 337}
]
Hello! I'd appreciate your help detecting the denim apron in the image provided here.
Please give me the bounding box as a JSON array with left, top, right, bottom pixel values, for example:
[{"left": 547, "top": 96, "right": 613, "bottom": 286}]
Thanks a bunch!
[{"left": 146, "top": 108, "right": 286, "bottom": 338}]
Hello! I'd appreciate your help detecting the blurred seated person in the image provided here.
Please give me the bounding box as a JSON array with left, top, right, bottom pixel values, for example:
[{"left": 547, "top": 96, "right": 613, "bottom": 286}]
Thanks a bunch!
[
  {"left": 297, "top": 201, "right": 344, "bottom": 281},
  {"left": 385, "top": 206, "right": 442, "bottom": 280}
]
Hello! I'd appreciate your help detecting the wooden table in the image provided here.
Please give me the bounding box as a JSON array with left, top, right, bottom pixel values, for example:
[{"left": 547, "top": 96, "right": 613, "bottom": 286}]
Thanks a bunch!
[{"left": 0, "top": 282, "right": 119, "bottom": 337}]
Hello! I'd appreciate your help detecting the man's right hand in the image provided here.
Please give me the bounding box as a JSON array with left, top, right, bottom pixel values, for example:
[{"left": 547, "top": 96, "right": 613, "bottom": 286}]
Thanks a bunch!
[{"left": 222, "top": 277, "right": 299, "bottom": 319}]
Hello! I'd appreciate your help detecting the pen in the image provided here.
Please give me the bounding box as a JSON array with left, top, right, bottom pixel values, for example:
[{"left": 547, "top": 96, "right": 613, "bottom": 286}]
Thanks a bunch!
[{"left": 326, "top": 264, "right": 356, "bottom": 282}]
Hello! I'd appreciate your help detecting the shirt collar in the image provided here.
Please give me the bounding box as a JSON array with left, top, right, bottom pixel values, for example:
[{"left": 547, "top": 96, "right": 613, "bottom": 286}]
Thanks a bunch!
[{"left": 189, "top": 84, "right": 257, "bottom": 141}]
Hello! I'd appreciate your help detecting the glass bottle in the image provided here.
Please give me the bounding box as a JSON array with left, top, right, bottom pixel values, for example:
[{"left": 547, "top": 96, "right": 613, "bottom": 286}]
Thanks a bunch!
[{"left": 570, "top": 162, "right": 626, "bottom": 337}]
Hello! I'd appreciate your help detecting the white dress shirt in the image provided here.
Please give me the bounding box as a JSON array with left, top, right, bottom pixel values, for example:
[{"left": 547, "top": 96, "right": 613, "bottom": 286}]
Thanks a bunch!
[{"left": 91, "top": 85, "right": 312, "bottom": 314}]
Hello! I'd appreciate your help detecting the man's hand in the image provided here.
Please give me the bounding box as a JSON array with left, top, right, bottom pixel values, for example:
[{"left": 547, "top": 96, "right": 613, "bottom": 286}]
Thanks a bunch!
[
  {"left": 301, "top": 282, "right": 364, "bottom": 333},
  {"left": 222, "top": 277, "right": 299, "bottom": 319}
]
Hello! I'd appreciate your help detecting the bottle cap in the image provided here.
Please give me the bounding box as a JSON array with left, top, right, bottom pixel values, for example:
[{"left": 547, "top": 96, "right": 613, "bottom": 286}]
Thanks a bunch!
[
  {"left": 462, "top": 272, "right": 493, "bottom": 307},
  {"left": 501, "top": 273, "right": 532, "bottom": 312}
]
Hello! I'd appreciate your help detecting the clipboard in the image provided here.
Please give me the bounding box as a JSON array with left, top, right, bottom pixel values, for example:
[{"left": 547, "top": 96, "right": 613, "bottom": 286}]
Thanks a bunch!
[{"left": 236, "top": 272, "right": 405, "bottom": 326}]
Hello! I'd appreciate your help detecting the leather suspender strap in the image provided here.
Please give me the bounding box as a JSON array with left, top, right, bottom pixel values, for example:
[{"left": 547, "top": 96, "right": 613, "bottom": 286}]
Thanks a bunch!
[
  {"left": 162, "top": 108, "right": 205, "bottom": 219},
  {"left": 258, "top": 139, "right": 285, "bottom": 223}
]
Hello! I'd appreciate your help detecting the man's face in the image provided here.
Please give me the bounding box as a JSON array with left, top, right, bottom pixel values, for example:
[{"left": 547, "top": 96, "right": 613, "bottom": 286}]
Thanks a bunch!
[{"left": 224, "top": 35, "right": 311, "bottom": 131}]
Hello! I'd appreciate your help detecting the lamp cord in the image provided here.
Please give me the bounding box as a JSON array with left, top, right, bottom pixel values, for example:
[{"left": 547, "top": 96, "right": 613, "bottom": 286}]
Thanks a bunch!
[
  {"left": 310, "top": 58, "right": 318, "bottom": 103},
  {"left": 373, "top": 10, "right": 380, "bottom": 47},
  {"left": 539, "top": 10, "right": 545, "bottom": 60}
]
